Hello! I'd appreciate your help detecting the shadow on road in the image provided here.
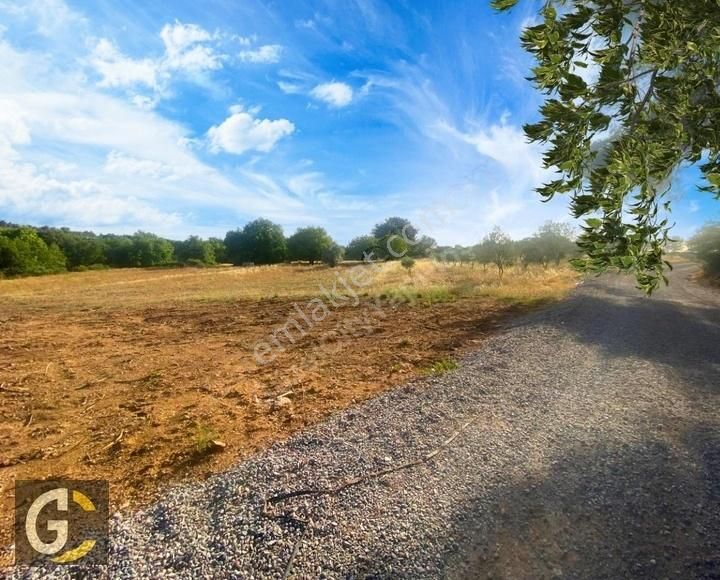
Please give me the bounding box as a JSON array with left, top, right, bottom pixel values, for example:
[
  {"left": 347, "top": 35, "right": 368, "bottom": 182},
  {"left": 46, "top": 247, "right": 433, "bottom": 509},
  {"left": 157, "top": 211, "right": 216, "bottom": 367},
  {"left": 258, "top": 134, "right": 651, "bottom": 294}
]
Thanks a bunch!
[
  {"left": 444, "top": 422, "right": 720, "bottom": 579},
  {"left": 539, "top": 280, "right": 720, "bottom": 395}
]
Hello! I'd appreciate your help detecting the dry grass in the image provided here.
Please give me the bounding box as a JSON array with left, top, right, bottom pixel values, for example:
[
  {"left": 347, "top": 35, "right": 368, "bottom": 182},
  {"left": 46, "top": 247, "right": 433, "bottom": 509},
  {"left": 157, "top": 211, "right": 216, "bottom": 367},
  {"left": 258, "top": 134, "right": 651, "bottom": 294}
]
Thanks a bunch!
[{"left": 0, "top": 259, "right": 575, "bottom": 312}]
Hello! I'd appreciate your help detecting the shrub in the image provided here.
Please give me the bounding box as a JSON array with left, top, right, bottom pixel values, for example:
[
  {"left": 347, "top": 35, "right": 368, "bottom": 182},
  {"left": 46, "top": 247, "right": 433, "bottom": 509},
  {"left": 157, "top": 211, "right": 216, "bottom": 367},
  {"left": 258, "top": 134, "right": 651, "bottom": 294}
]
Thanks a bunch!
[
  {"left": 185, "top": 258, "right": 206, "bottom": 268},
  {"left": 322, "top": 243, "right": 344, "bottom": 267},
  {"left": 690, "top": 223, "right": 720, "bottom": 275},
  {"left": 401, "top": 256, "right": 416, "bottom": 275}
]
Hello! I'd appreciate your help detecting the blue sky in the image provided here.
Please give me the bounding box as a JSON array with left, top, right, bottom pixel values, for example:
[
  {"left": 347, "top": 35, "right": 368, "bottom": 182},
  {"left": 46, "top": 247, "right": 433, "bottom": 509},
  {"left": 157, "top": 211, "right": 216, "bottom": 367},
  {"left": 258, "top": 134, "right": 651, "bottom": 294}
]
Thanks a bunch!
[{"left": 0, "top": 0, "right": 716, "bottom": 244}]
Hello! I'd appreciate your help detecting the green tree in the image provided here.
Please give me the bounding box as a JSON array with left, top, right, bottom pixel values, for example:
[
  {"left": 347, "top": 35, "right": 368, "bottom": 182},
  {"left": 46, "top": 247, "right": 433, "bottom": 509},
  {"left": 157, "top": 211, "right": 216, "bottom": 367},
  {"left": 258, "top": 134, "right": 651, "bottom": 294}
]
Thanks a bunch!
[
  {"left": 102, "top": 235, "right": 134, "bottom": 268},
  {"left": 531, "top": 221, "right": 577, "bottom": 267},
  {"left": 224, "top": 218, "right": 287, "bottom": 265},
  {"left": 287, "top": 227, "right": 333, "bottom": 264},
  {"left": 345, "top": 235, "right": 379, "bottom": 261},
  {"left": 492, "top": 0, "right": 720, "bottom": 292},
  {"left": 372, "top": 217, "right": 417, "bottom": 260},
  {"left": 37, "top": 227, "right": 106, "bottom": 269},
  {"left": 0, "top": 227, "right": 66, "bottom": 276},
  {"left": 690, "top": 223, "right": 720, "bottom": 275},
  {"left": 408, "top": 235, "right": 437, "bottom": 258},
  {"left": 175, "top": 236, "right": 216, "bottom": 265},
  {"left": 128, "top": 232, "right": 174, "bottom": 267},
  {"left": 207, "top": 237, "right": 227, "bottom": 263},
  {"left": 321, "top": 243, "right": 344, "bottom": 267},
  {"left": 478, "top": 227, "right": 515, "bottom": 279}
]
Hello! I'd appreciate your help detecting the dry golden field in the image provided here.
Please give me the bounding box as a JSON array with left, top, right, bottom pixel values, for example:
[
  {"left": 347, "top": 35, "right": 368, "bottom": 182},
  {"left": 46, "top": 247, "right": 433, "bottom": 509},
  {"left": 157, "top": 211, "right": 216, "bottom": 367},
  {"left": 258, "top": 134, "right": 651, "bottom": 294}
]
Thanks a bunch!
[{"left": 0, "top": 260, "right": 577, "bottom": 552}]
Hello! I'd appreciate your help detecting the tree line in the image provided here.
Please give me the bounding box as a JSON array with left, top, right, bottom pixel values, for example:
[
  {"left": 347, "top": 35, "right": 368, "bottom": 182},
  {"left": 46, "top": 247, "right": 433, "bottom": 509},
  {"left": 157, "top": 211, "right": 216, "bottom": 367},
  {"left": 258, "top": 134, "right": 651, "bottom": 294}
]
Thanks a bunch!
[
  {"left": 0, "top": 216, "right": 581, "bottom": 278},
  {"left": 431, "top": 222, "right": 578, "bottom": 277}
]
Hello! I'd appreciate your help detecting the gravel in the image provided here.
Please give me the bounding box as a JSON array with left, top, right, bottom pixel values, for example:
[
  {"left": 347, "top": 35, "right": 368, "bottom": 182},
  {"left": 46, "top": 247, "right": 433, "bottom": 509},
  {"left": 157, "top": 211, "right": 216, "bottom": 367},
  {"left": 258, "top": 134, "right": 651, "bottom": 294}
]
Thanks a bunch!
[{"left": 14, "top": 263, "right": 720, "bottom": 579}]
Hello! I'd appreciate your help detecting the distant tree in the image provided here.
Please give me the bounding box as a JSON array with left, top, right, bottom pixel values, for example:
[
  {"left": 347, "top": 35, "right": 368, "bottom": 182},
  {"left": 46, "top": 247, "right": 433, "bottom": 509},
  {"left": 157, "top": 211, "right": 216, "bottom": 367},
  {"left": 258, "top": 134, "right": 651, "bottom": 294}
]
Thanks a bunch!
[
  {"left": 321, "top": 243, "right": 344, "bottom": 267},
  {"left": 408, "top": 235, "right": 437, "bottom": 258},
  {"left": 175, "top": 236, "right": 216, "bottom": 265},
  {"left": 0, "top": 228, "right": 66, "bottom": 276},
  {"left": 207, "top": 237, "right": 227, "bottom": 263},
  {"left": 128, "top": 232, "right": 174, "bottom": 267},
  {"left": 533, "top": 221, "right": 577, "bottom": 267},
  {"left": 372, "top": 217, "right": 418, "bottom": 242},
  {"left": 102, "top": 235, "right": 134, "bottom": 268},
  {"left": 372, "top": 217, "right": 417, "bottom": 259},
  {"left": 287, "top": 227, "right": 333, "bottom": 264},
  {"left": 690, "top": 223, "right": 720, "bottom": 275},
  {"left": 478, "top": 227, "right": 515, "bottom": 279},
  {"left": 37, "top": 227, "right": 106, "bottom": 269},
  {"left": 345, "top": 235, "right": 379, "bottom": 261},
  {"left": 224, "top": 218, "right": 287, "bottom": 265}
]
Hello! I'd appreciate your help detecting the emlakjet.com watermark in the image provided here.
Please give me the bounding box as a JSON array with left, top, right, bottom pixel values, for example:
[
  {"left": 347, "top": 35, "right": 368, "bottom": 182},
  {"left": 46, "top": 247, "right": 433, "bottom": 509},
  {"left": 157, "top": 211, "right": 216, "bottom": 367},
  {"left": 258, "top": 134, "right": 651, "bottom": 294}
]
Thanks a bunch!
[{"left": 14, "top": 479, "right": 109, "bottom": 566}]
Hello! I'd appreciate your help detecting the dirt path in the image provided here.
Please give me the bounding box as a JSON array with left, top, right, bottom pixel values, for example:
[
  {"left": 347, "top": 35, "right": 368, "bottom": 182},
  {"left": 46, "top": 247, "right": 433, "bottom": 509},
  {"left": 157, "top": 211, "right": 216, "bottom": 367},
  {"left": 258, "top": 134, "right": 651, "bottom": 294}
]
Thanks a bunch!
[{"left": 16, "top": 264, "right": 720, "bottom": 578}]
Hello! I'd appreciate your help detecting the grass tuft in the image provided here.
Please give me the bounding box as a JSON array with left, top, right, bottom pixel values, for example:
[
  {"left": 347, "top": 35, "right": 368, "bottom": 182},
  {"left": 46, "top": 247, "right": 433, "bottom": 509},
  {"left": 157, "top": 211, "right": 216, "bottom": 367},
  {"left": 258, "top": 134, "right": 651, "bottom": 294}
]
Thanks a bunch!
[{"left": 424, "top": 358, "right": 459, "bottom": 375}]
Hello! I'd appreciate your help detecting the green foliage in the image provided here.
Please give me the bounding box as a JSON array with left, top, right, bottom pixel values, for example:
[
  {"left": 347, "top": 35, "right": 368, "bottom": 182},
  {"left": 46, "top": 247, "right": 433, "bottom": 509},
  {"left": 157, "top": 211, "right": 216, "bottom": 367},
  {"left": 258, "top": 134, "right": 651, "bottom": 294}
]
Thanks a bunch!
[
  {"left": 401, "top": 256, "right": 416, "bottom": 274},
  {"left": 287, "top": 227, "right": 333, "bottom": 263},
  {"left": 127, "top": 232, "right": 174, "bottom": 267},
  {"left": 224, "top": 218, "right": 287, "bottom": 265},
  {"left": 207, "top": 238, "right": 227, "bottom": 264},
  {"left": 519, "top": 221, "right": 577, "bottom": 267},
  {"left": 424, "top": 358, "right": 459, "bottom": 375},
  {"left": 194, "top": 423, "right": 219, "bottom": 453},
  {"left": 492, "top": 0, "right": 720, "bottom": 292},
  {"left": 477, "top": 227, "right": 515, "bottom": 278},
  {"left": 372, "top": 217, "right": 418, "bottom": 242},
  {"left": 408, "top": 235, "right": 437, "bottom": 258},
  {"left": 372, "top": 217, "right": 417, "bottom": 260},
  {"left": 0, "top": 227, "right": 66, "bottom": 276},
  {"left": 345, "top": 235, "right": 379, "bottom": 261},
  {"left": 321, "top": 242, "right": 344, "bottom": 267},
  {"left": 690, "top": 223, "right": 720, "bottom": 274},
  {"left": 37, "top": 227, "right": 106, "bottom": 269},
  {"left": 175, "top": 235, "right": 216, "bottom": 265}
]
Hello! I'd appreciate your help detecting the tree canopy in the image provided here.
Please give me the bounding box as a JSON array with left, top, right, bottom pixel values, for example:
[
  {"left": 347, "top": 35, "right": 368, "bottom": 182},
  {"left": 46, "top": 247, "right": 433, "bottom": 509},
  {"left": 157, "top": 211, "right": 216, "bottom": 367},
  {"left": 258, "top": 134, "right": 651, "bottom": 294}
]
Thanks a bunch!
[
  {"left": 492, "top": 0, "right": 720, "bottom": 292},
  {"left": 345, "top": 235, "right": 379, "bottom": 261},
  {"left": 224, "top": 218, "right": 287, "bottom": 265},
  {"left": 287, "top": 227, "right": 334, "bottom": 264}
]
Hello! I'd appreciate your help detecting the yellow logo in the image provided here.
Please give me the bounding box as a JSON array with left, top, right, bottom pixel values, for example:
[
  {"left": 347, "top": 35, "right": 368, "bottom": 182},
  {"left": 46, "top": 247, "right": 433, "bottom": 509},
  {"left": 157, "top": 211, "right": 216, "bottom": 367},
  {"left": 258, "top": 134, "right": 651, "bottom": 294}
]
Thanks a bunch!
[
  {"left": 15, "top": 479, "right": 108, "bottom": 566},
  {"left": 25, "top": 488, "right": 97, "bottom": 563}
]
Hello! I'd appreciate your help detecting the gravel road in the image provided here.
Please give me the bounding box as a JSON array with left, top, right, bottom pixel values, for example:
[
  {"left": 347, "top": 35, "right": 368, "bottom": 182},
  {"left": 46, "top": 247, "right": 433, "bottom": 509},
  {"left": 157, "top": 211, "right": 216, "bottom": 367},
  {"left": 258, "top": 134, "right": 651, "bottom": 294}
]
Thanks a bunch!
[{"left": 18, "top": 264, "right": 720, "bottom": 579}]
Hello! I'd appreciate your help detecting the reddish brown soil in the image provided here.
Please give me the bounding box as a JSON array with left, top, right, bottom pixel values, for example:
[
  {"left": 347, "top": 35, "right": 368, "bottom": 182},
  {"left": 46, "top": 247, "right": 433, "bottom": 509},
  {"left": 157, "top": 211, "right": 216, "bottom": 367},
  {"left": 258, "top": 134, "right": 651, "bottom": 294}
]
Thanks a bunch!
[{"left": 0, "top": 293, "right": 527, "bottom": 556}]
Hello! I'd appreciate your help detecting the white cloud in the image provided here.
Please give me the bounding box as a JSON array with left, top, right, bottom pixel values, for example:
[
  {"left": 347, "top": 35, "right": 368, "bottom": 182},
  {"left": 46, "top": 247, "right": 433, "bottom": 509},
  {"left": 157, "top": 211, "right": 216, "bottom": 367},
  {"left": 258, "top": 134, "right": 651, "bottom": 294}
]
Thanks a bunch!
[
  {"left": 277, "top": 80, "right": 302, "bottom": 94},
  {"left": 446, "top": 121, "right": 548, "bottom": 186},
  {"left": 0, "top": 35, "right": 309, "bottom": 235},
  {"left": 207, "top": 108, "right": 295, "bottom": 155},
  {"left": 239, "top": 44, "right": 282, "bottom": 64},
  {"left": 311, "top": 81, "right": 353, "bottom": 108},
  {"left": 0, "top": 98, "right": 31, "bottom": 156},
  {"left": 160, "top": 21, "right": 212, "bottom": 58},
  {"left": 0, "top": 0, "right": 84, "bottom": 36},
  {"left": 90, "top": 39, "right": 159, "bottom": 89},
  {"left": 88, "top": 21, "right": 224, "bottom": 105}
]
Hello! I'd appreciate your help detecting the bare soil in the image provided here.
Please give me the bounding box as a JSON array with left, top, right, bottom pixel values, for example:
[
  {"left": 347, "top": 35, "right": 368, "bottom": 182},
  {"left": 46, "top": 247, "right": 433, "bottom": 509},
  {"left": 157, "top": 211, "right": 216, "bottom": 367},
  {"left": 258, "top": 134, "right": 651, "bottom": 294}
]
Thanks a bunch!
[{"left": 0, "top": 265, "right": 555, "bottom": 552}]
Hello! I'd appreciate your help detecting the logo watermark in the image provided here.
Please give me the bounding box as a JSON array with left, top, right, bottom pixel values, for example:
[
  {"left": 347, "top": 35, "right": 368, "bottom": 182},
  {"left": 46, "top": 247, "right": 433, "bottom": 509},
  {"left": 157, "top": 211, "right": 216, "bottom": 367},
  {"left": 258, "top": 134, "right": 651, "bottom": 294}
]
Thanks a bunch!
[{"left": 14, "top": 479, "right": 109, "bottom": 566}]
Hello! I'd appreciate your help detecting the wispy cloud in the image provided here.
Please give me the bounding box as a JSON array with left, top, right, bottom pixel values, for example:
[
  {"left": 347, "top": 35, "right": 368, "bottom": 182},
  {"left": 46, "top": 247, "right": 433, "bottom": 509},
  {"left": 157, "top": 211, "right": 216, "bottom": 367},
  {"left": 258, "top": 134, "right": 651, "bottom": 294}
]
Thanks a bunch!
[
  {"left": 239, "top": 44, "right": 282, "bottom": 64},
  {"left": 311, "top": 81, "right": 353, "bottom": 108}
]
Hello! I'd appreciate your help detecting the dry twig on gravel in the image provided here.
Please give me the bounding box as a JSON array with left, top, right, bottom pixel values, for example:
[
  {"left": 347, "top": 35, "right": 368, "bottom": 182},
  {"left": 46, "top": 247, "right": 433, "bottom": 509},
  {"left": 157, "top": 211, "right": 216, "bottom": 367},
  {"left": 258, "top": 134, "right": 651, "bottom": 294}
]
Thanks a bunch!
[{"left": 264, "top": 419, "right": 474, "bottom": 511}]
